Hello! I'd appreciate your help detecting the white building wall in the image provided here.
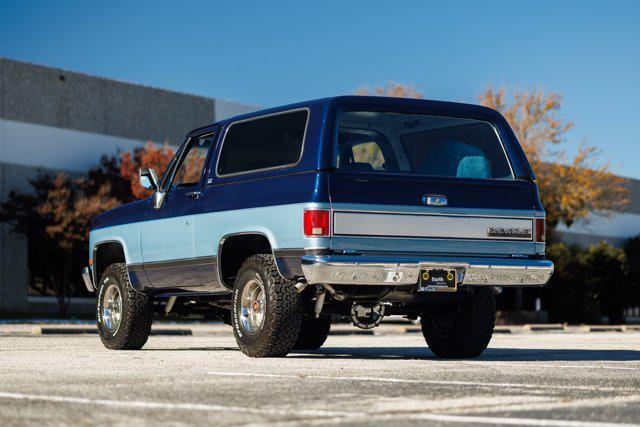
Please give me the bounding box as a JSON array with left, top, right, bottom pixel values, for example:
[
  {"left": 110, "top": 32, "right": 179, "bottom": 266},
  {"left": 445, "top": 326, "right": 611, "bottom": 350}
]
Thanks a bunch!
[{"left": 1, "top": 118, "right": 145, "bottom": 172}]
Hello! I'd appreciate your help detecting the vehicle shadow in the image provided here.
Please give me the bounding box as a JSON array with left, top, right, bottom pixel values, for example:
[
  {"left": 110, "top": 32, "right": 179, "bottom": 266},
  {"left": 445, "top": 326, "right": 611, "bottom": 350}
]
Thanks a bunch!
[
  {"left": 142, "top": 346, "right": 240, "bottom": 352},
  {"left": 291, "top": 347, "right": 640, "bottom": 361},
  {"left": 141, "top": 346, "right": 640, "bottom": 360}
]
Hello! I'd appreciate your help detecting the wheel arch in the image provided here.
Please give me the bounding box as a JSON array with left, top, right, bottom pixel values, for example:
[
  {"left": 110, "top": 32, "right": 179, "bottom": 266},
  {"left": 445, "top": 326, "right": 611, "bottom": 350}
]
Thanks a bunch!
[
  {"left": 217, "top": 231, "right": 288, "bottom": 290},
  {"left": 93, "top": 240, "right": 128, "bottom": 286}
]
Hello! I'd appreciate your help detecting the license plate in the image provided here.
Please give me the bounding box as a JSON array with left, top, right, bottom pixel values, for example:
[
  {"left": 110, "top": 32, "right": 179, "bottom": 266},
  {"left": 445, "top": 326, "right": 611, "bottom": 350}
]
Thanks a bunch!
[{"left": 418, "top": 268, "right": 457, "bottom": 292}]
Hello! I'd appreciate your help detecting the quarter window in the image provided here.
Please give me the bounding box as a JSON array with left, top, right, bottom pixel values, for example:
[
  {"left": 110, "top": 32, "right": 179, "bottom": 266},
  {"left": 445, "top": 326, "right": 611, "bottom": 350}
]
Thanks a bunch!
[{"left": 217, "top": 110, "right": 308, "bottom": 176}]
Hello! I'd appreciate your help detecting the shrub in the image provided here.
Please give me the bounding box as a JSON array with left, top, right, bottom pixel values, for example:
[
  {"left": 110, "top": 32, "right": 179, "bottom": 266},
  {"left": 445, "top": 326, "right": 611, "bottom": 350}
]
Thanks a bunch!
[
  {"left": 624, "top": 236, "right": 640, "bottom": 310},
  {"left": 543, "top": 241, "right": 628, "bottom": 324}
]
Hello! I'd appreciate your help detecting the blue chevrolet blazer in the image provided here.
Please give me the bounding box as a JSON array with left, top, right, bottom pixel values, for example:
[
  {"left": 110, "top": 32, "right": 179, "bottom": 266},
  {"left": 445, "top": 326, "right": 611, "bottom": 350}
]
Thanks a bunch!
[{"left": 83, "top": 96, "right": 553, "bottom": 358}]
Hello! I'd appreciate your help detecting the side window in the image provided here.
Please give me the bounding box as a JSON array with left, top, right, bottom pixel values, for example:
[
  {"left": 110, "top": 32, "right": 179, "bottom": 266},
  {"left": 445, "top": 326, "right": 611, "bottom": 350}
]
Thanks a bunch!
[
  {"left": 217, "top": 110, "right": 308, "bottom": 176},
  {"left": 170, "top": 134, "right": 214, "bottom": 189}
]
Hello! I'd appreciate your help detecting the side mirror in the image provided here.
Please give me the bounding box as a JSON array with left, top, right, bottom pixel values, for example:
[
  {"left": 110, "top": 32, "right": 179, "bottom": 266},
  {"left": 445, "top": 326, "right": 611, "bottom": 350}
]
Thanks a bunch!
[{"left": 139, "top": 168, "right": 159, "bottom": 191}]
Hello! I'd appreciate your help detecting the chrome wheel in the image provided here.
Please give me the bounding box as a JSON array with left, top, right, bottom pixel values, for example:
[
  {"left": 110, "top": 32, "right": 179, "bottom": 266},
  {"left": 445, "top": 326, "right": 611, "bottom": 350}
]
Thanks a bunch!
[
  {"left": 102, "top": 284, "right": 123, "bottom": 333},
  {"left": 239, "top": 278, "right": 266, "bottom": 335}
]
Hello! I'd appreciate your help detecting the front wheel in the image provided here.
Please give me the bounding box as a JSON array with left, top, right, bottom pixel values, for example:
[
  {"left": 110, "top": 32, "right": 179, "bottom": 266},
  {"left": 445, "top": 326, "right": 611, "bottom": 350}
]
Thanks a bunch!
[
  {"left": 97, "top": 263, "right": 153, "bottom": 350},
  {"left": 421, "top": 287, "right": 495, "bottom": 358},
  {"left": 232, "top": 254, "right": 303, "bottom": 357}
]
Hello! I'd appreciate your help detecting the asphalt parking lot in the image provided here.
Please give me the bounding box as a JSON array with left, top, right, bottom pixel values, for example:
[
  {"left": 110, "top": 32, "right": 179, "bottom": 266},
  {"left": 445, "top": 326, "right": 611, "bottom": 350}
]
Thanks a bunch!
[{"left": 1, "top": 326, "right": 639, "bottom": 426}]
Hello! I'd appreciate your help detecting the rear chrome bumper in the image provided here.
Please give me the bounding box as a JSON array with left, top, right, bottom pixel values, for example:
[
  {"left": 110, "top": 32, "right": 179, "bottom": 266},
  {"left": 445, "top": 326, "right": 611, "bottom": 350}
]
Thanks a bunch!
[
  {"left": 82, "top": 267, "right": 94, "bottom": 292},
  {"left": 301, "top": 255, "right": 554, "bottom": 287}
]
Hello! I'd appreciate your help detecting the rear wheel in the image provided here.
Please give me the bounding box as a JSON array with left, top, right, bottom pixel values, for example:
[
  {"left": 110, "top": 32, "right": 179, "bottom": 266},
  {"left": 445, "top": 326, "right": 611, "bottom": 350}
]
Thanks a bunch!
[
  {"left": 97, "top": 263, "right": 153, "bottom": 350},
  {"left": 421, "top": 288, "right": 495, "bottom": 358},
  {"left": 294, "top": 315, "right": 331, "bottom": 350},
  {"left": 232, "top": 254, "right": 302, "bottom": 357}
]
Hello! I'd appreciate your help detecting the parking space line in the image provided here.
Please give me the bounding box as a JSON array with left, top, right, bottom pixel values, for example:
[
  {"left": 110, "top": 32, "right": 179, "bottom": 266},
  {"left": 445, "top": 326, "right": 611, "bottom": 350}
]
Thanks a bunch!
[
  {"left": 447, "top": 394, "right": 640, "bottom": 415},
  {"left": 247, "top": 410, "right": 640, "bottom": 427},
  {"left": 2, "top": 391, "right": 638, "bottom": 427},
  {"left": 0, "top": 392, "right": 354, "bottom": 418},
  {"left": 343, "top": 413, "right": 640, "bottom": 427},
  {"left": 207, "top": 371, "right": 636, "bottom": 392},
  {"left": 460, "top": 362, "right": 638, "bottom": 371}
]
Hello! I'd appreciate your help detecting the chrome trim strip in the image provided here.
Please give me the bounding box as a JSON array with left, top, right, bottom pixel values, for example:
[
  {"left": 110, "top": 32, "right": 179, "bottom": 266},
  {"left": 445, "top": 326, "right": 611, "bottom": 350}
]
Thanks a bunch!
[
  {"left": 301, "top": 255, "right": 553, "bottom": 287},
  {"left": 333, "top": 211, "right": 534, "bottom": 241},
  {"left": 215, "top": 107, "right": 310, "bottom": 178},
  {"left": 489, "top": 120, "right": 516, "bottom": 180},
  {"left": 332, "top": 206, "right": 536, "bottom": 220}
]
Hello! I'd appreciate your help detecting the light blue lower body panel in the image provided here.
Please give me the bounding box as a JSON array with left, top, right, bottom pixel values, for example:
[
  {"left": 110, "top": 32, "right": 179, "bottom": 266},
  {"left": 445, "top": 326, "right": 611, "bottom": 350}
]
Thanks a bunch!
[
  {"left": 193, "top": 202, "right": 330, "bottom": 258},
  {"left": 88, "top": 201, "right": 544, "bottom": 292},
  {"left": 141, "top": 215, "right": 195, "bottom": 263},
  {"left": 89, "top": 222, "right": 142, "bottom": 264}
]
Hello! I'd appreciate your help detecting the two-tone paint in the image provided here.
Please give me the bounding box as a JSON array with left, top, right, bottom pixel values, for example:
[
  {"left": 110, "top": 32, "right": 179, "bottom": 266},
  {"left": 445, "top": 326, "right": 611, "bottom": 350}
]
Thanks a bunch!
[{"left": 88, "top": 96, "right": 546, "bottom": 294}]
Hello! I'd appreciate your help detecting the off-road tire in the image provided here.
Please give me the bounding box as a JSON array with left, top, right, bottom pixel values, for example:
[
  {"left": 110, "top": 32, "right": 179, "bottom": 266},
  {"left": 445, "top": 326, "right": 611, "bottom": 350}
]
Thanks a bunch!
[
  {"left": 232, "top": 254, "right": 302, "bottom": 357},
  {"left": 294, "top": 315, "right": 331, "bottom": 350},
  {"left": 97, "top": 263, "right": 153, "bottom": 350},
  {"left": 421, "top": 288, "right": 495, "bottom": 358}
]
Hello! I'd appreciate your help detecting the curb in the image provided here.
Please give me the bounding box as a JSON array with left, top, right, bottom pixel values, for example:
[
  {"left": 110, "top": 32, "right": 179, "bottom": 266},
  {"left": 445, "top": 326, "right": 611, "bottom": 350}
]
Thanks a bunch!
[{"left": 522, "top": 324, "right": 565, "bottom": 332}]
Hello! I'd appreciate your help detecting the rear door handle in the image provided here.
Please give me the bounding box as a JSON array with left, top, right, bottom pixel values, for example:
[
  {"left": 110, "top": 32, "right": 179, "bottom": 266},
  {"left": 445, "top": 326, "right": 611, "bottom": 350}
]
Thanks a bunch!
[{"left": 186, "top": 191, "right": 201, "bottom": 200}]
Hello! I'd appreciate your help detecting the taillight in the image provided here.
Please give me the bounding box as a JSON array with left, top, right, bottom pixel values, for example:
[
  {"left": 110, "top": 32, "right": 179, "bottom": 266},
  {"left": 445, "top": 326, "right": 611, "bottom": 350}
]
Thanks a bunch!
[
  {"left": 535, "top": 218, "right": 546, "bottom": 242},
  {"left": 304, "top": 210, "right": 330, "bottom": 237}
]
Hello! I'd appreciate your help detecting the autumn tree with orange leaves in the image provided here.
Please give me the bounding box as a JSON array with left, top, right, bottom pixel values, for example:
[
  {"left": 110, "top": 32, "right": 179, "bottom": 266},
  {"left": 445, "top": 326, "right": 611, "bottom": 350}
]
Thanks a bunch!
[
  {"left": 120, "top": 142, "right": 175, "bottom": 200},
  {"left": 355, "top": 81, "right": 423, "bottom": 99},
  {"left": 0, "top": 143, "right": 176, "bottom": 313},
  {"left": 0, "top": 171, "right": 120, "bottom": 312},
  {"left": 478, "top": 87, "right": 628, "bottom": 229}
]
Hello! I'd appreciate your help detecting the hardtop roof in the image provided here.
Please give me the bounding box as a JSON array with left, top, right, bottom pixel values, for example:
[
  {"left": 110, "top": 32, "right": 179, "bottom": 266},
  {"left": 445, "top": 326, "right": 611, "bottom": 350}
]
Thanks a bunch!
[{"left": 208, "top": 96, "right": 501, "bottom": 129}]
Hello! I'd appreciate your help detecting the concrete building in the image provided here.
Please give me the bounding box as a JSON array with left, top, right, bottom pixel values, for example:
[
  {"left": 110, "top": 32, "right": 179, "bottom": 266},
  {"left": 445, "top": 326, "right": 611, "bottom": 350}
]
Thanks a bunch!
[
  {"left": 0, "top": 58, "right": 256, "bottom": 315},
  {"left": 556, "top": 179, "right": 640, "bottom": 247}
]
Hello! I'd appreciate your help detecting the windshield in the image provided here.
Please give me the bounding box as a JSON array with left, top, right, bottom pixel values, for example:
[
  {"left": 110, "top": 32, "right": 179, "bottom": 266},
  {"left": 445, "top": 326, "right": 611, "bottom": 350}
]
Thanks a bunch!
[{"left": 336, "top": 111, "right": 513, "bottom": 180}]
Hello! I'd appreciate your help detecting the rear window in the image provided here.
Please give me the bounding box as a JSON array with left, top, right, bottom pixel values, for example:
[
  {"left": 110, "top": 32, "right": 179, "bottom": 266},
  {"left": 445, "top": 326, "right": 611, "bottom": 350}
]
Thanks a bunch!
[
  {"left": 337, "top": 111, "right": 513, "bottom": 180},
  {"left": 217, "top": 109, "right": 308, "bottom": 176}
]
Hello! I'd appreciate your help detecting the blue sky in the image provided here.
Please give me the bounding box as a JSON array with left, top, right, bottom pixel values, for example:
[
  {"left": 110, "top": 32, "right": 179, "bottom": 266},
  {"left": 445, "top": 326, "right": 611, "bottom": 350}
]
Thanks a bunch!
[{"left": 1, "top": 0, "right": 639, "bottom": 178}]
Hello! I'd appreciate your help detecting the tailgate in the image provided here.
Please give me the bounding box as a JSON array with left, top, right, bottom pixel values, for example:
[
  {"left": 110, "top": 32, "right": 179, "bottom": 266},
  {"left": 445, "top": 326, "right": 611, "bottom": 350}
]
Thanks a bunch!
[{"left": 329, "top": 172, "right": 539, "bottom": 257}]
